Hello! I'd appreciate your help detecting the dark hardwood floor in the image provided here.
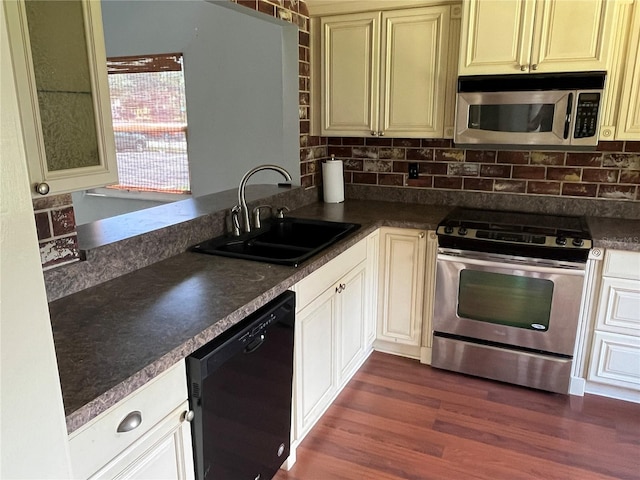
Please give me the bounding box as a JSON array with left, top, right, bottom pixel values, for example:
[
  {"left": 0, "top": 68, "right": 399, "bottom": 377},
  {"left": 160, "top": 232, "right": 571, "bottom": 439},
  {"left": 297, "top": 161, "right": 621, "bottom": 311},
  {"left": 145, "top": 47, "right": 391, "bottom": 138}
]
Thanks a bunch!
[{"left": 275, "top": 351, "right": 640, "bottom": 480}]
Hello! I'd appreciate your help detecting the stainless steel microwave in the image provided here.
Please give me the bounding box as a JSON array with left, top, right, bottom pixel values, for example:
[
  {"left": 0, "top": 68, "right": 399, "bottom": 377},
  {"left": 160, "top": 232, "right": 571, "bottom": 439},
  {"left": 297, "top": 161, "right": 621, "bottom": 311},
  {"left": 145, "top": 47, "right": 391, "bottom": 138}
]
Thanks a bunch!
[{"left": 454, "top": 72, "right": 606, "bottom": 149}]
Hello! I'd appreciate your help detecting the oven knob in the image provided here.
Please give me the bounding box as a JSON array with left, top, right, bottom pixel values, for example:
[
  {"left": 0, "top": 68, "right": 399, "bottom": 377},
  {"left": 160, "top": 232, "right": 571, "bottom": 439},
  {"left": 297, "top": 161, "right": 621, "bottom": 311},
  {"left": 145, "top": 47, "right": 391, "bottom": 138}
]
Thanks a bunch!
[
  {"left": 572, "top": 238, "right": 584, "bottom": 247},
  {"left": 458, "top": 227, "right": 468, "bottom": 236},
  {"left": 556, "top": 236, "right": 567, "bottom": 246},
  {"left": 444, "top": 225, "right": 454, "bottom": 234}
]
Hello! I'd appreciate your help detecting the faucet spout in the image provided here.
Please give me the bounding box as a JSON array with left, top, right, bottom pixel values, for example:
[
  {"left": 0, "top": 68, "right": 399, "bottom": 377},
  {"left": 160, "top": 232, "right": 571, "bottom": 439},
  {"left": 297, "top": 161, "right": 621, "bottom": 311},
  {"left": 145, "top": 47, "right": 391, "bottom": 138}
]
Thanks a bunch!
[{"left": 237, "top": 164, "right": 292, "bottom": 233}]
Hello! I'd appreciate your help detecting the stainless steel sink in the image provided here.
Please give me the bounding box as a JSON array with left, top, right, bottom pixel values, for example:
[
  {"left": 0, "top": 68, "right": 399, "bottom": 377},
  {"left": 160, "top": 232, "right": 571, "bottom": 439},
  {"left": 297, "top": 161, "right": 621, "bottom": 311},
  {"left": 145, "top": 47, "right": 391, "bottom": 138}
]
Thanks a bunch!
[{"left": 191, "top": 217, "right": 360, "bottom": 266}]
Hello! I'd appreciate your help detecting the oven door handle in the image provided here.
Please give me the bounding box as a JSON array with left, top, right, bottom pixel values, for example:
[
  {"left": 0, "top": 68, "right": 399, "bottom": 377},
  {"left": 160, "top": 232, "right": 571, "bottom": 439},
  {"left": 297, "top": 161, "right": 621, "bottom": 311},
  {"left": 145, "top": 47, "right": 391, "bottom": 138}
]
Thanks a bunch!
[{"left": 437, "top": 252, "right": 585, "bottom": 275}]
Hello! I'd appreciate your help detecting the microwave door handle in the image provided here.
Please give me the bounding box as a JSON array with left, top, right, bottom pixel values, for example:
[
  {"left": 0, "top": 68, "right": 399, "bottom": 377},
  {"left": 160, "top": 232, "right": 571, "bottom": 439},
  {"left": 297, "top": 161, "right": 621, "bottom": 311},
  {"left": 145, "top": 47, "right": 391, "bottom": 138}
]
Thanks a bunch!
[{"left": 564, "top": 93, "right": 573, "bottom": 139}]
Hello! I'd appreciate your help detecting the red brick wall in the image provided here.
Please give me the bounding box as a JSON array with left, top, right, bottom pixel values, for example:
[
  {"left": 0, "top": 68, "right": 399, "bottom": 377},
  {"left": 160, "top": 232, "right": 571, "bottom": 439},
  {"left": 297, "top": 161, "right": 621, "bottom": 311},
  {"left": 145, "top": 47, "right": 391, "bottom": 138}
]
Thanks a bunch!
[
  {"left": 33, "top": 194, "right": 80, "bottom": 269},
  {"left": 327, "top": 138, "right": 640, "bottom": 202}
]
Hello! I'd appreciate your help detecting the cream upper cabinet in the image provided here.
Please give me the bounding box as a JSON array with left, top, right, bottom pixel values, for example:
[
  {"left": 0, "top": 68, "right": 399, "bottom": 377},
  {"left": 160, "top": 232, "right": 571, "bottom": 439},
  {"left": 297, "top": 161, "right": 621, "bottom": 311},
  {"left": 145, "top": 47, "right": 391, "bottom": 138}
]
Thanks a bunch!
[
  {"left": 319, "top": 6, "right": 453, "bottom": 137},
  {"left": 459, "top": 0, "right": 614, "bottom": 75},
  {"left": 4, "top": 0, "right": 117, "bottom": 197},
  {"left": 614, "top": 1, "right": 640, "bottom": 139}
]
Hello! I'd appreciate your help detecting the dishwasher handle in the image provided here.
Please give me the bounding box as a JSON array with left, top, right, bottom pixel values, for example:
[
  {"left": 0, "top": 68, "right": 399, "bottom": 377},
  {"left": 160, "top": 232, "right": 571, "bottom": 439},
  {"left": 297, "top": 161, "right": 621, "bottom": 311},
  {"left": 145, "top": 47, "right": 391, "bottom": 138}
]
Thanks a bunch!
[{"left": 244, "top": 334, "right": 266, "bottom": 354}]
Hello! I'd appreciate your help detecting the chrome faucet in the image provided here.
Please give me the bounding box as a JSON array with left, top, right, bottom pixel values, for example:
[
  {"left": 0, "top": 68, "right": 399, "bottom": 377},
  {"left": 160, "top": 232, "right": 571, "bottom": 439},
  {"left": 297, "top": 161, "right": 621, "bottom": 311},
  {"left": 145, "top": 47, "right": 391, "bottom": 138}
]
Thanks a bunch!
[{"left": 236, "top": 164, "right": 292, "bottom": 234}]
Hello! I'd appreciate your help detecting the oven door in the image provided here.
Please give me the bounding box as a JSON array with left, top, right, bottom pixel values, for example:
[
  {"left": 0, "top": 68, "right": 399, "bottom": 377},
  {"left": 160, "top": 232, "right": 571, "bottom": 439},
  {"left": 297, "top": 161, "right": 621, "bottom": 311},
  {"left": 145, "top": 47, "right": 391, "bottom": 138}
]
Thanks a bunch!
[
  {"left": 434, "top": 250, "right": 585, "bottom": 356},
  {"left": 455, "top": 90, "right": 571, "bottom": 146}
]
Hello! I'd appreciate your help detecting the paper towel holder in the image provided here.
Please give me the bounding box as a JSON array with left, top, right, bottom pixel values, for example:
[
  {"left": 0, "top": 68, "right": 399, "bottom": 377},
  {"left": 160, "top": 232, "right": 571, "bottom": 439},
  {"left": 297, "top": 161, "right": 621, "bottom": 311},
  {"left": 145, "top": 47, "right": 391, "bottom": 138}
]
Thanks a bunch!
[{"left": 322, "top": 155, "right": 345, "bottom": 203}]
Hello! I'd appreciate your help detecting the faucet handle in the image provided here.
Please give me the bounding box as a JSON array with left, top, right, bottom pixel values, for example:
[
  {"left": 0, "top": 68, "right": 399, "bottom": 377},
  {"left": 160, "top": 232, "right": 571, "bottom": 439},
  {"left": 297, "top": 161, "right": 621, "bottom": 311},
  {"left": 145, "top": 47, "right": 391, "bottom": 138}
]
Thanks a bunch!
[
  {"left": 252, "top": 205, "right": 273, "bottom": 229},
  {"left": 230, "top": 205, "right": 241, "bottom": 236},
  {"left": 275, "top": 206, "right": 290, "bottom": 219}
]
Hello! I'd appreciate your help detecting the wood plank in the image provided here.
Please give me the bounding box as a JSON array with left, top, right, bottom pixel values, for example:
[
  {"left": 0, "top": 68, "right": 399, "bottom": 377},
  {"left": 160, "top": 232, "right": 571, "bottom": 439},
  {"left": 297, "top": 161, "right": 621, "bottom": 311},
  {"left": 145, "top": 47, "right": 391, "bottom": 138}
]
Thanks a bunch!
[{"left": 275, "top": 352, "right": 640, "bottom": 480}]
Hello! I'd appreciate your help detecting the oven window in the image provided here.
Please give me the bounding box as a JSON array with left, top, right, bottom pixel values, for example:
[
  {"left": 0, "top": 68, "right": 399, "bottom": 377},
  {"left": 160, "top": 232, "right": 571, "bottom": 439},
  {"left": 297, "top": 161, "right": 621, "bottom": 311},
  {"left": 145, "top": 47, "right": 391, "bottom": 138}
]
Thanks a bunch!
[
  {"left": 457, "top": 270, "right": 553, "bottom": 330},
  {"left": 468, "top": 104, "right": 555, "bottom": 133}
]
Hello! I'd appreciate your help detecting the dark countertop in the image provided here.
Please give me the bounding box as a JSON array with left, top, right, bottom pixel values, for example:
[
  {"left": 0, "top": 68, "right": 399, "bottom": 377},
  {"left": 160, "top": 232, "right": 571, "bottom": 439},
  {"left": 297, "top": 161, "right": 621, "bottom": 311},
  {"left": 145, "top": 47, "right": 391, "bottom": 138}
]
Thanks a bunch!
[
  {"left": 48, "top": 200, "right": 638, "bottom": 433},
  {"left": 587, "top": 216, "right": 640, "bottom": 252}
]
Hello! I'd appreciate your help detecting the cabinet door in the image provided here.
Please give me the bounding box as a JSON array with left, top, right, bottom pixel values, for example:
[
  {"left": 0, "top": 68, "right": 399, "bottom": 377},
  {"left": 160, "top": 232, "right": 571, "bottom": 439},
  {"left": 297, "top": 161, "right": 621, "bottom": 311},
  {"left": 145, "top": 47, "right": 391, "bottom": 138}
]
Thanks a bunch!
[
  {"left": 531, "top": 0, "right": 613, "bottom": 73},
  {"left": 320, "top": 12, "right": 380, "bottom": 136},
  {"left": 336, "top": 262, "right": 367, "bottom": 387},
  {"left": 595, "top": 277, "right": 640, "bottom": 336},
  {"left": 379, "top": 6, "right": 450, "bottom": 137},
  {"left": 616, "top": 2, "right": 640, "bottom": 140},
  {"left": 295, "top": 288, "right": 337, "bottom": 438},
  {"left": 588, "top": 331, "right": 640, "bottom": 392},
  {"left": 90, "top": 402, "right": 194, "bottom": 480},
  {"left": 376, "top": 228, "right": 427, "bottom": 358},
  {"left": 5, "top": 0, "right": 117, "bottom": 197},
  {"left": 458, "top": 0, "right": 535, "bottom": 75}
]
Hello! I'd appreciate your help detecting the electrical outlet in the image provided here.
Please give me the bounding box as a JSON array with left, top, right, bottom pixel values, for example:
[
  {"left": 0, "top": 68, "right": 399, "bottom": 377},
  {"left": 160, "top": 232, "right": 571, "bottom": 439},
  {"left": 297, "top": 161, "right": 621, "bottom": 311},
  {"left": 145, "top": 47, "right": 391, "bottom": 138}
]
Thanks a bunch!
[{"left": 408, "top": 163, "right": 419, "bottom": 179}]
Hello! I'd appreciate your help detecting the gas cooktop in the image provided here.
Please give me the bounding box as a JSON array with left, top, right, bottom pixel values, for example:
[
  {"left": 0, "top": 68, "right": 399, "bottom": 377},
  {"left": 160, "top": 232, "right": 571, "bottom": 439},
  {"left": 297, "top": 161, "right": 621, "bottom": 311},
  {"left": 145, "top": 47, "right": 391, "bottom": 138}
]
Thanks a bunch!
[{"left": 436, "top": 207, "right": 592, "bottom": 262}]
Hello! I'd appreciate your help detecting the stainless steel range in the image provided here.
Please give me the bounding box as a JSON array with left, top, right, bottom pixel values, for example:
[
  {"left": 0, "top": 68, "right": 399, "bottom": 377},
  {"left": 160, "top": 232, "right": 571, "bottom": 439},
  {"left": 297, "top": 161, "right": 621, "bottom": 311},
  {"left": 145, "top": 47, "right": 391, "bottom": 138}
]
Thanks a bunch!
[{"left": 432, "top": 207, "right": 592, "bottom": 394}]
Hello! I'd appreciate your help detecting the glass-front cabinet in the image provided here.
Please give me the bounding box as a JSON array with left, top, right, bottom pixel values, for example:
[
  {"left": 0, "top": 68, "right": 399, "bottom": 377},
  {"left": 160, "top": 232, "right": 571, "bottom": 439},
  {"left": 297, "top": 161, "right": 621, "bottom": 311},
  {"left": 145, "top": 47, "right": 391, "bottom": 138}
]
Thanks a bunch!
[{"left": 4, "top": 0, "right": 117, "bottom": 196}]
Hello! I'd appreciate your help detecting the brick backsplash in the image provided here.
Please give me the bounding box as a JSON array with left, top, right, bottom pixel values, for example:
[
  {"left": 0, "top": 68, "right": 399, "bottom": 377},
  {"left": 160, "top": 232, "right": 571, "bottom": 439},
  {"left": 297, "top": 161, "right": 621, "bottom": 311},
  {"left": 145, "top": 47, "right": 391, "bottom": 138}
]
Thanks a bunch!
[
  {"left": 32, "top": 194, "right": 80, "bottom": 269},
  {"left": 327, "top": 138, "right": 640, "bottom": 202}
]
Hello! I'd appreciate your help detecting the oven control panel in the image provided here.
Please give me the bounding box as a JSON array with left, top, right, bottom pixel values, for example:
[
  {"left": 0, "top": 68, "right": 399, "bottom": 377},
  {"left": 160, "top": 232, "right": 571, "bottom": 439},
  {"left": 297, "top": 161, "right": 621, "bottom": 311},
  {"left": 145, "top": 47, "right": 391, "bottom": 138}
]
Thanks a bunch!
[{"left": 436, "top": 225, "right": 592, "bottom": 251}]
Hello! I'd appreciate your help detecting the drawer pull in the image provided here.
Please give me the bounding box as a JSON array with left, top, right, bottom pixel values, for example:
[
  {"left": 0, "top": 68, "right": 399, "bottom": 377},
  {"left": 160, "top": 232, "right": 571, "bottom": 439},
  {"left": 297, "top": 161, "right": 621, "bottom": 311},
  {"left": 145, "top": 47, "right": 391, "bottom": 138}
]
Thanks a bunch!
[
  {"left": 182, "top": 410, "right": 195, "bottom": 422},
  {"left": 117, "top": 411, "right": 142, "bottom": 433}
]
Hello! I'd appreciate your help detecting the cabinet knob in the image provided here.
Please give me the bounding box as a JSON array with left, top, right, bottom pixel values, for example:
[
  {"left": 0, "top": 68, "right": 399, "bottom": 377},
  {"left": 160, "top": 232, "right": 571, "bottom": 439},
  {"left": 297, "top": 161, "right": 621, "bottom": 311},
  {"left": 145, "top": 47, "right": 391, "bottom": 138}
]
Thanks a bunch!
[
  {"left": 419, "top": 232, "right": 425, "bottom": 238},
  {"left": 35, "top": 182, "right": 50, "bottom": 195},
  {"left": 378, "top": 131, "right": 384, "bottom": 136},
  {"left": 181, "top": 410, "right": 195, "bottom": 423},
  {"left": 371, "top": 131, "right": 378, "bottom": 136},
  {"left": 531, "top": 64, "right": 538, "bottom": 70},
  {"left": 520, "top": 65, "right": 527, "bottom": 72},
  {"left": 117, "top": 411, "right": 142, "bottom": 433}
]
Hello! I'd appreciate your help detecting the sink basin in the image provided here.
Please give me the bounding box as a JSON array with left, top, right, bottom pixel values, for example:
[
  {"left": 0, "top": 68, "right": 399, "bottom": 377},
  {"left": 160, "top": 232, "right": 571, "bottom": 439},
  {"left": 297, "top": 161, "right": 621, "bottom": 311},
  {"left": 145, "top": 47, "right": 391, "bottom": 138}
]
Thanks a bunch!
[{"left": 191, "top": 217, "right": 361, "bottom": 266}]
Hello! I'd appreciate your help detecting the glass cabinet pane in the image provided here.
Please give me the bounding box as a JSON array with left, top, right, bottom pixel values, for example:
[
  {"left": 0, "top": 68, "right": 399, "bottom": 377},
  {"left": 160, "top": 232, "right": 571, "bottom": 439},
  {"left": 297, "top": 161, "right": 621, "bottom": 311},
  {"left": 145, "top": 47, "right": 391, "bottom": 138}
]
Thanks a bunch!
[{"left": 24, "top": 1, "right": 100, "bottom": 171}]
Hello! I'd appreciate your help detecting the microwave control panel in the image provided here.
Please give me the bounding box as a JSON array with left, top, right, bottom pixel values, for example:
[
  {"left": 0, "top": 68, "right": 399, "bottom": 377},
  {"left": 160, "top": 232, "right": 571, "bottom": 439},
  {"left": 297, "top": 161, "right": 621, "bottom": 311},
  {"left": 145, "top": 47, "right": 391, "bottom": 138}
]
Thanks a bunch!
[{"left": 574, "top": 92, "right": 600, "bottom": 138}]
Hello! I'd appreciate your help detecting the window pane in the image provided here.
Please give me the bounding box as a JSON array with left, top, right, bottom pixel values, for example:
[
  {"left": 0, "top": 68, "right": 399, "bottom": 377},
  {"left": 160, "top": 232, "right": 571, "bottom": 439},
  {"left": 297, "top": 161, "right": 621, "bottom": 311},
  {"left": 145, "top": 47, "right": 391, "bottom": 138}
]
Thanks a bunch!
[
  {"left": 457, "top": 270, "right": 553, "bottom": 330},
  {"left": 107, "top": 54, "right": 190, "bottom": 193}
]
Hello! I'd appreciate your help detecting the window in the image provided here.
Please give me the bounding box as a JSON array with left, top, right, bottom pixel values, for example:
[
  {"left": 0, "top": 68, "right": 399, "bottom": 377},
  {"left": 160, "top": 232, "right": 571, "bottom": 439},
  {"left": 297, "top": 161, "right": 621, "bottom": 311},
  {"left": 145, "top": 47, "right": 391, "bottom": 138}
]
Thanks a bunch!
[{"left": 106, "top": 53, "right": 190, "bottom": 194}]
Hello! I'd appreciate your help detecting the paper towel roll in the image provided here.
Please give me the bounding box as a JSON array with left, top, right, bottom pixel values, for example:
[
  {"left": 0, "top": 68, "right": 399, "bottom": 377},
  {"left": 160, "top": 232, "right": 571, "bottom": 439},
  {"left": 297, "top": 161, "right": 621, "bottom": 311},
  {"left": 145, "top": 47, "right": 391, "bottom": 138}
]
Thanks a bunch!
[{"left": 322, "top": 157, "right": 345, "bottom": 203}]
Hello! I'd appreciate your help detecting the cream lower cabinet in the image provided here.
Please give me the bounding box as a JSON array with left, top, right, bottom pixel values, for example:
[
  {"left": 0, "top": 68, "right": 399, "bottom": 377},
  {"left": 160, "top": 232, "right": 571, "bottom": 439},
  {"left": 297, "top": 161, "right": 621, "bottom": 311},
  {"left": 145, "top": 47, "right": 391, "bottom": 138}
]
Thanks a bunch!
[
  {"left": 293, "top": 233, "right": 376, "bottom": 445},
  {"left": 459, "top": 0, "right": 614, "bottom": 75},
  {"left": 586, "top": 250, "right": 640, "bottom": 403},
  {"left": 68, "top": 361, "right": 194, "bottom": 480},
  {"left": 375, "top": 227, "right": 434, "bottom": 360},
  {"left": 316, "top": 5, "right": 454, "bottom": 138}
]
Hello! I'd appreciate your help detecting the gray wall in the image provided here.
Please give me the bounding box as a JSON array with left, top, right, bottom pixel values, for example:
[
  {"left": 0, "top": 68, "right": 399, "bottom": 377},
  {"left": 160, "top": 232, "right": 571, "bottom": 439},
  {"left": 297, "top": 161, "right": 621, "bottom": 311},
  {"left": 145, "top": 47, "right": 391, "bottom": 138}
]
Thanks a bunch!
[{"left": 75, "top": 0, "right": 299, "bottom": 224}]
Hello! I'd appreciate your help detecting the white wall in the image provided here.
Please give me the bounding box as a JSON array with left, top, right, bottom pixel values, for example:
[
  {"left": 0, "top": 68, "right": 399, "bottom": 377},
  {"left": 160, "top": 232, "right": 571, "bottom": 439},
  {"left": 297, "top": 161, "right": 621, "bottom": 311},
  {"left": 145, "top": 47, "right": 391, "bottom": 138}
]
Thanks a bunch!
[
  {"left": 1, "top": 5, "right": 72, "bottom": 477},
  {"left": 99, "top": 0, "right": 299, "bottom": 197}
]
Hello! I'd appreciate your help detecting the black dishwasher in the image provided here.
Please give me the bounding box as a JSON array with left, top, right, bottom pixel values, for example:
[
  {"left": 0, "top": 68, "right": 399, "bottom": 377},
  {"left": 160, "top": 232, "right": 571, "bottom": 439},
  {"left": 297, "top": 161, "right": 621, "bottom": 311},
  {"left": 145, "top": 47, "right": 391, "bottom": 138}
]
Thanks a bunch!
[{"left": 186, "top": 291, "right": 295, "bottom": 480}]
